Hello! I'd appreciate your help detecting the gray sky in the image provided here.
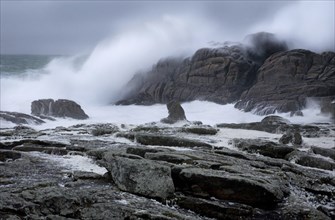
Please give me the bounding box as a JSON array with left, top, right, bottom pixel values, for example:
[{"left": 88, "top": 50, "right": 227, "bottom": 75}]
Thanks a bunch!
[{"left": 1, "top": 1, "right": 334, "bottom": 55}]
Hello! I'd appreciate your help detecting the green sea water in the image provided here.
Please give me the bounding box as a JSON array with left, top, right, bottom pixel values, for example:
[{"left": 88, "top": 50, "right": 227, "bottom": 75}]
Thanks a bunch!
[{"left": 0, "top": 54, "right": 58, "bottom": 77}]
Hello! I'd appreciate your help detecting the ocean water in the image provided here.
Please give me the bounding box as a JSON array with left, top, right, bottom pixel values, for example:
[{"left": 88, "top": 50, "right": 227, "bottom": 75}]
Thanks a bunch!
[{"left": 0, "top": 53, "right": 331, "bottom": 130}]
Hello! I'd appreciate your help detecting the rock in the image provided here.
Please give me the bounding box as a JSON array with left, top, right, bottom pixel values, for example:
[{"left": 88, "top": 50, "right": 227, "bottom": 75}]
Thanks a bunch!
[
  {"left": 286, "top": 151, "right": 335, "bottom": 171},
  {"left": 91, "top": 124, "right": 119, "bottom": 136},
  {"left": 103, "top": 153, "right": 175, "bottom": 200},
  {"left": 290, "top": 111, "right": 304, "bottom": 117},
  {"left": 0, "top": 150, "right": 22, "bottom": 162},
  {"left": 116, "top": 42, "right": 259, "bottom": 105},
  {"left": 296, "top": 155, "right": 335, "bottom": 171},
  {"left": 235, "top": 49, "right": 335, "bottom": 114},
  {"left": 181, "top": 126, "right": 218, "bottom": 135},
  {"left": 126, "top": 146, "right": 163, "bottom": 158},
  {"left": 311, "top": 147, "right": 335, "bottom": 160},
  {"left": 176, "top": 167, "right": 286, "bottom": 209},
  {"left": 133, "top": 133, "right": 212, "bottom": 148},
  {"left": 261, "top": 115, "right": 290, "bottom": 125},
  {"left": 233, "top": 138, "right": 295, "bottom": 159},
  {"left": 0, "top": 111, "right": 45, "bottom": 125},
  {"left": 31, "top": 99, "right": 89, "bottom": 119},
  {"left": 217, "top": 116, "right": 326, "bottom": 137},
  {"left": 279, "top": 131, "right": 302, "bottom": 145},
  {"left": 115, "top": 32, "right": 334, "bottom": 116},
  {"left": 176, "top": 194, "right": 253, "bottom": 219},
  {"left": 12, "top": 143, "right": 68, "bottom": 155},
  {"left": 145, "top": 152, "right": 192, "bottom": 164},
  {"left": 160, "top": 101, "right": 187, "bottom": 124}
]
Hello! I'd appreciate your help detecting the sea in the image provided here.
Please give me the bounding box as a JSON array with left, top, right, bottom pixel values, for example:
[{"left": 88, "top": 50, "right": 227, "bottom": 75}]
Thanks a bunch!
[{"left": 0, "top": 54, "right": 332, "bottom": 130}]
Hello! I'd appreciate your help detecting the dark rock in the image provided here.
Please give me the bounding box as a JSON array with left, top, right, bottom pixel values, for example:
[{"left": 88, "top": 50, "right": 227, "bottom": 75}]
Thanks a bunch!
[
  {"left": 176, "top": 194, "right": 253, "bottom": 219},
  {"left": 311, "top": 147, "right": 335, "bottom": 160},
  {"left": 116, "top": 43, "right": 259, "bottom": 105},
  {"left": 261, "top": 115, "right": 290, "bottom": 125},
  {"left": 181, "top": 126, "right": 218, "bottom": 135},
  {"left": 161, "top": 101, "right": 187, "bottom": 124},
  {"left": 0, "top": 150, "right": 22, "bottom": 162},
  {"left": 233, "top": 138, "right": 295, "bottom": 159},
  {"left": 145, "top": 152, "right": 191, "bottom": 164},
  {"left": 279, "top": 131, "right": 302, "bottom": 145},
  {"left": 12, "top": 143, "right": 68, "bottom": 155},
  {"left": 286, "top": 151, "right": 335, "bottom": 171},
  {"left": 290, "top": 110, "right": 304, "bottom": 117},
  {"left": 281, "top": 204, "right": 331, "bottom": 220},
  {"left": 70, "top": 171, "right": 104, "bottom": 181},
  {"left": 102, "top": 153, "right": 175, "bottom": 200},
  {"left": 217, "top": 116, "right": 326, "bottom": 137},
  {"left": 1, "top": 139, "right": 67, "bottom": 150},
  {"left": 126, "top": 146, "right": 163, "bottom": 158},
  {"left": 296, "top": 155, "right": 335, "bottom": 171},
  {"left": 91, "top": 124, "right": 119, "bottom": 136},
  {"left": 0, "top": 111, "right": 45, "bottom": 125},
  {"left": 235, "top": 50, "right": 335, "bottom": 114},
  {"left": 133, "top": 133, "right": 212, "bottom": 148},
  {"left": 176, "top": 167, "right": 286, "bottom": 209},
  {"left": 31, "top": 99, "right": 89, "bottom": 119}
]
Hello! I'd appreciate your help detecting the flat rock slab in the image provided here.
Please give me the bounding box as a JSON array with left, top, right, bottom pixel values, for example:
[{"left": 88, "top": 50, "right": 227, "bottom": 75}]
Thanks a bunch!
[
  {"left": 178, "top": 167, "right": 286, "bottom": 209},
  {"left": 233, "top": 138, "right": 295, "bottom": 159},
  {"left": 135, "top": 133, "right": 212, "bottom": 148}
]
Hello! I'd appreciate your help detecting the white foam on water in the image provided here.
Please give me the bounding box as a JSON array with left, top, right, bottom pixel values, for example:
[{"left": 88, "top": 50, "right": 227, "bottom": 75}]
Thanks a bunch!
[{"left": 30, "top": 152, "right": 107, "bottom": 175}]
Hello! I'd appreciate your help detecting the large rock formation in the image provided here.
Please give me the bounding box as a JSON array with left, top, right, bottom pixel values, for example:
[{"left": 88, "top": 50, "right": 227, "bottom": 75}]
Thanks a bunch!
[
  {"left": 116, "top": 43, "right": 261, "bottom": 105},
  {"left": 116, "top": 32, "right": 335, "bottom": 115},
  {"left": 31, "top": 99, "right": 89, "bottom": 120},
  {"left": 235, "top": 49, "right": 335, "bottom": 114}
]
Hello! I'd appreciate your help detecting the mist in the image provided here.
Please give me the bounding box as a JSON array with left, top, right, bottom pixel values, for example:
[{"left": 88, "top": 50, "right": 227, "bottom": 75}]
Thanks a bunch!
[{"left": 249, "top": 1, "right": 335, "bottom": 52}]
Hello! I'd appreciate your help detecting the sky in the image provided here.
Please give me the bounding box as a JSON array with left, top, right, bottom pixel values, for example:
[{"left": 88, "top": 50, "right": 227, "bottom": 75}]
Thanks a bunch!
[{"left": 0, "top": 0, "right": 334, "bottom": 55}]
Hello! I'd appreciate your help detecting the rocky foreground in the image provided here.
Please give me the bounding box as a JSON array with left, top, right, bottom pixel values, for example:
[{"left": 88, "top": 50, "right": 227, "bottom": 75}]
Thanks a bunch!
[{"left": 1, "top": 115, "right": 335, "bottom": 219}]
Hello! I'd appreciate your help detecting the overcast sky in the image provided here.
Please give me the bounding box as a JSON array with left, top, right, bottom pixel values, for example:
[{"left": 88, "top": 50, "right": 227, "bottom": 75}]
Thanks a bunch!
[{"left": 1, "top": 0, "right": 334, "bottom": 55}]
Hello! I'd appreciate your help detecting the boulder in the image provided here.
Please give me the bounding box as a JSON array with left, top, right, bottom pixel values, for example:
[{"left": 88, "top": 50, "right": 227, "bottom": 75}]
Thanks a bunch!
[
  {"left": 31, "top": 99, "right": 89, "bottom": 119},
  {"left": 160, "top": 101, "right": 186, "bottom": 124},
  {"left": 279, "top": 131, "right": 302, "bottom": 145},
  {"left": 102, "top": 153, "right": 175, "bottom": 200}
]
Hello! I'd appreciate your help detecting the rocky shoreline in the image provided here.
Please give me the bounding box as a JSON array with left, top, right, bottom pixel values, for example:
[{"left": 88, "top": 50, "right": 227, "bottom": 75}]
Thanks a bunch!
[{"left": 1, "top": 114, "right": 334, "bottom": 219}]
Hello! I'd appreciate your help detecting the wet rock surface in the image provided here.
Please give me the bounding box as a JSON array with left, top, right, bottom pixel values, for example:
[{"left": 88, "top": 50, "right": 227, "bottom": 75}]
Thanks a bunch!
[{"left": 1, "top": 117, "right": 334, "bottom": 219}]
